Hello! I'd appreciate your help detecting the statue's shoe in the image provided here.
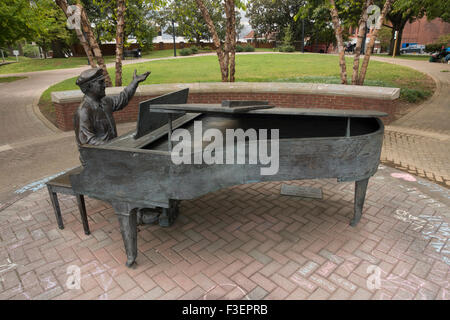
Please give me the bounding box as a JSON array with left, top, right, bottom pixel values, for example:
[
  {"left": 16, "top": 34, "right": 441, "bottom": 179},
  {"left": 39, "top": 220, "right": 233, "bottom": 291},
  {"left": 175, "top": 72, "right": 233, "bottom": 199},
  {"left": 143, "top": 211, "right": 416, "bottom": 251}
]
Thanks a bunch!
[{"left": 137, "top": 208, "right": 161, "bottom": 225}]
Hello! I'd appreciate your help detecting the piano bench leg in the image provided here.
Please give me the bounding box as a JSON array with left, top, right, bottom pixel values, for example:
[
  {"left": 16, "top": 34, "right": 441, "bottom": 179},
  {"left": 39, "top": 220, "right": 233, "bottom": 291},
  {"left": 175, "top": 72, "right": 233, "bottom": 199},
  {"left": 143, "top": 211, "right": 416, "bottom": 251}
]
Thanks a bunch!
[
  {"left": 47, "top": 185, "right": 64, "bottom": 230},
  {"left": 76, "top": 194, "right": 90, "bottom": 235},
  {"left": 351, "top": 178, "right": 369, "bottom": 227}
]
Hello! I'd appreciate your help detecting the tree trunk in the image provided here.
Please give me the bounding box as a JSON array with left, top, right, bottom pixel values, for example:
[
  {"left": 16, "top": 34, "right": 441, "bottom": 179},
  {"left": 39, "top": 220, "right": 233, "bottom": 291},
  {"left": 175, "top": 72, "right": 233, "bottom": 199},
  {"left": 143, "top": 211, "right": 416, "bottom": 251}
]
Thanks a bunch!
[
  {"left": 115, "top": 0, "right": 126, "bottom": 87},
  {"left": 51, "top": 40, "right": 66, "bottom": 58},
  {"left": 225, "top": 0, "right": 236, "bottom": 82},
  {"left": 351, "top": 0, "right": 372, "bottom": 85},
  {"left": 77, "top": 3, "right": 113, "bottom": 87},
  {"left": 358, "top": 0, "right": 394, "bottom": 85},
  {"left": 196, "top": 0, "right": 229, "bottom": 82},
  {"left": 328, "top": 0, "right": 347, "bottom": 84},
  {"left": 55, "top": 0, "right": 96, "bottom": 67}
]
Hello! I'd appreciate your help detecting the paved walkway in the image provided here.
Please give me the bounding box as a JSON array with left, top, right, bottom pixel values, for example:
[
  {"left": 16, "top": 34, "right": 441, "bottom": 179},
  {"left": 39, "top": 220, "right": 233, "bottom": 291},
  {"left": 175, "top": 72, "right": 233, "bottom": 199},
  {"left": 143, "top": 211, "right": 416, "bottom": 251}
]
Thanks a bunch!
[
  {"left": 0, "top": 165, "right": 448, "bottom": 300},
  {"left": 371, "top": 57, "right": 450, "bottom": 186},
  {"left": 0, "top": 54, "right": 449, "bottom": 300}
]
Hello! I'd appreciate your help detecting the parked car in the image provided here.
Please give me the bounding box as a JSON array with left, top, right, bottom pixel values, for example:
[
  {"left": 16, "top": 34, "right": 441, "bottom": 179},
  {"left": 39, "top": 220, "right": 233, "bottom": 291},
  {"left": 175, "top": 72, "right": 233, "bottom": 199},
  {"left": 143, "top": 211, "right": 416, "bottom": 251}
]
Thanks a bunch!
[{"left": 400, "top": 43, "right": 425, "bottom": 54}]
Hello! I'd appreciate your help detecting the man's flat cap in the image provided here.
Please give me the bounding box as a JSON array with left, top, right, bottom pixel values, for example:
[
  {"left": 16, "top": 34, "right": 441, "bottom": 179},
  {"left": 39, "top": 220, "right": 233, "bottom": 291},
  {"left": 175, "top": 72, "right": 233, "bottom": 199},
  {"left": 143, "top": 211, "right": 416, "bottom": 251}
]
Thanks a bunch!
[{"left": 76, "top": 67, "right": 105, "bottom": 86}]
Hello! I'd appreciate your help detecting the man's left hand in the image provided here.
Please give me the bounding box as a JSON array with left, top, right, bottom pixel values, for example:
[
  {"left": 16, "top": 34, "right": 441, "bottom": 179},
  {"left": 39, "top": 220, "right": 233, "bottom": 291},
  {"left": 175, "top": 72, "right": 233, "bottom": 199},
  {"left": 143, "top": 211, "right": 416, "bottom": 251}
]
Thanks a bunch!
[{"left": 133, "top": 69, "right": 151, "bottom": 83}]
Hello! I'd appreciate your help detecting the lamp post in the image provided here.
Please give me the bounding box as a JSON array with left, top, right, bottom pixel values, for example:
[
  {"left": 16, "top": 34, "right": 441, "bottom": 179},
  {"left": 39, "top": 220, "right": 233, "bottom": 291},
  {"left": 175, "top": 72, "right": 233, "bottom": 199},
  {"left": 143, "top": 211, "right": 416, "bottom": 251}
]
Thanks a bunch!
[
  {"left": 301, "top": 18, "right": 305, "bottom": 53},
  {"left": 172, "top": 18, "right": 176, "bottom": 57},
  {"left": 361, "top": 24, "right": 368, "bottom": 54}
]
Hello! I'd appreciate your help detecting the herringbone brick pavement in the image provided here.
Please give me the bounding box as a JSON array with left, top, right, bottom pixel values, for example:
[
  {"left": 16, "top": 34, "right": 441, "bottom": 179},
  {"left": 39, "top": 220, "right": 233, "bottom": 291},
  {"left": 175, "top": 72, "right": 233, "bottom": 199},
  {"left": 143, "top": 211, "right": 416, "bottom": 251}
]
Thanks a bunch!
[
  {"left": 0, "top": 166, "right": 448, "bottom": 300},
  {"left": 382, "top": 129, "right": 450, "bottom": 187}
]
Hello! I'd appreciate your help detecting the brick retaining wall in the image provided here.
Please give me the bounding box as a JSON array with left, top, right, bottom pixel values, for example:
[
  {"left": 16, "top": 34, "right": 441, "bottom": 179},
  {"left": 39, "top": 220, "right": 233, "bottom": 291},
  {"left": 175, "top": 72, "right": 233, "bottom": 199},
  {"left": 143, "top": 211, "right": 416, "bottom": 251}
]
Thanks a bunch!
[{"left": 52, "top": 82, "right": 400, "bottom": 131}]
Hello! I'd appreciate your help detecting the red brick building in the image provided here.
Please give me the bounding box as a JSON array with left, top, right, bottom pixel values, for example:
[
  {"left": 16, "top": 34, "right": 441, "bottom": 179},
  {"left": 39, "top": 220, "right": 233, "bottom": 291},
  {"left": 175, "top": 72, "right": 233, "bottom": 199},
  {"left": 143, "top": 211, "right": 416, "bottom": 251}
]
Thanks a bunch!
[{"left": 402, "top": 17, "right": 450, "bottom": 45}]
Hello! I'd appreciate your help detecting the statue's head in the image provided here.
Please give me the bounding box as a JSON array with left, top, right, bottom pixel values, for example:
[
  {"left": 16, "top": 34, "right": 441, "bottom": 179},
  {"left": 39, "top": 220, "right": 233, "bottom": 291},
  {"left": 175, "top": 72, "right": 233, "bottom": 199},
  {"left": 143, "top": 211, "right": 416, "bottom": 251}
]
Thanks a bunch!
[{"left": 76, "top": 67, "right": 106, "bottom": 99}]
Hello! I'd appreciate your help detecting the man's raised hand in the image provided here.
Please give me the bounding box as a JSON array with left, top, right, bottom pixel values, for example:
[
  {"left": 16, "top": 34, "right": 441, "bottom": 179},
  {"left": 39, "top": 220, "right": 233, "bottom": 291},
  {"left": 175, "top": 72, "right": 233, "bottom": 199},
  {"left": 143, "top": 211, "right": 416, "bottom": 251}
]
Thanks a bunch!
[{"left": 133, "top": 69, "right": 151, "bottom": 83}]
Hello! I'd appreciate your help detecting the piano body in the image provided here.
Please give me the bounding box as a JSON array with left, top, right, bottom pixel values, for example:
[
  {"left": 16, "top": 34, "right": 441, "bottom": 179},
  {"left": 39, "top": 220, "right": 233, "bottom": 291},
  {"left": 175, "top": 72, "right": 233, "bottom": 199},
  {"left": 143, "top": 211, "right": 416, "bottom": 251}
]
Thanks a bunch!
[{"left": 70, "top": 89, "right": 386, "bottom": 267}]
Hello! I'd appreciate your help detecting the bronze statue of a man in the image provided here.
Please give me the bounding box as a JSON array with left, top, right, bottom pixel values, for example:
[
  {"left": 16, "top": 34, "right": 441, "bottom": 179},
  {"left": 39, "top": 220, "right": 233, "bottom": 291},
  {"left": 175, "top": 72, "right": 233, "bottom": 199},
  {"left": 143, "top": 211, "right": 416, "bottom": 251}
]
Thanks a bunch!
[
  {"left": 74, "top": 67, "right": 159, "bottom": 224},
  {"left": 74, "top": 67, "right": 150, "bottom": 146}
]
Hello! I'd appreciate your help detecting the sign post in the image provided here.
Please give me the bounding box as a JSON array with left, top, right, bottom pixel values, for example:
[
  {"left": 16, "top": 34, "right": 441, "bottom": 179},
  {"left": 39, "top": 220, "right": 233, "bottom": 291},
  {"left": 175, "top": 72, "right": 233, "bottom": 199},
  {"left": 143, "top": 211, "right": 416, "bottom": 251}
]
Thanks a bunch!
[
  {"left": 13, "top": 50, "right": 19, "bottom": 62},
  {"left": 392, "top": 31, "right": 398, "bottom": 58}
]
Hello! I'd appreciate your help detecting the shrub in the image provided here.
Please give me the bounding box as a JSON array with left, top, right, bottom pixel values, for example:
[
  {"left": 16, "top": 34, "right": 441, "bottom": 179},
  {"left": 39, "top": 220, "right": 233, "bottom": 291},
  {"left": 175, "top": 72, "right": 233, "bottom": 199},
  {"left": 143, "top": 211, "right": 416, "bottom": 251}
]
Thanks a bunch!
[
  {"left": 400, "top": 88, "right": 431, "bottom": 103},
  {"left": 236, "top": 44, "right": 244, "bottom": 52},
  {"left": 279, "top": 45, "right": 295, "bottom": 52},
  {"left": 190, "top": 46, "right": 199, "bottom": 54},
  {"left": 244, "top": 45, "right": 255, "bottom": 52},
  {"left": 180, "top": 48, "right": 192, "bottom": 56},
  {"left": 425, "top": 43, "right": 444, "bottom": 53},
  {"left": 23, "top": 44, "right": 40, "bottom": 58}
]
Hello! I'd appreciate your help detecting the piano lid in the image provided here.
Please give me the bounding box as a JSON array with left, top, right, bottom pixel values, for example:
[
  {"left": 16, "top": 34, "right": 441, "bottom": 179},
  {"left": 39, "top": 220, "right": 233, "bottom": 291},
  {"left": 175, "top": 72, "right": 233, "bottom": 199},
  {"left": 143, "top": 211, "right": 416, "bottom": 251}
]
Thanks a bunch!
[{"left": 149, "top": 103, "right": 388, "bottom": 118}]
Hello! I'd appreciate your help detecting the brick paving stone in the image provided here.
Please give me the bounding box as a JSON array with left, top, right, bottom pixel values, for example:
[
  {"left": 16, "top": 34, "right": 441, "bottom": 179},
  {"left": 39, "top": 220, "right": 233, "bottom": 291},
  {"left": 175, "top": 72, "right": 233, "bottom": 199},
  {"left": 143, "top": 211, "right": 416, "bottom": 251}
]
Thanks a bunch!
[
  {"left": 247, "top": 286, "right": 268, "bottom": 300},
  {"left": 286, "top": 287, "right": 310, "bottom": 300},
  {"left": 153, "top": 272, "right": 177, "bottom": 292},
  {"left": 138, "top": 286, "right": 165, "bottom": 300},
  {"left": 329, "top": 288, "right": 352, "bottom": 300},
  {"left": 308, "top": 288, "right": 331, "bottom": 300},
  {"left": 350, "top": 288, "right": 373, "bottom": 300}
]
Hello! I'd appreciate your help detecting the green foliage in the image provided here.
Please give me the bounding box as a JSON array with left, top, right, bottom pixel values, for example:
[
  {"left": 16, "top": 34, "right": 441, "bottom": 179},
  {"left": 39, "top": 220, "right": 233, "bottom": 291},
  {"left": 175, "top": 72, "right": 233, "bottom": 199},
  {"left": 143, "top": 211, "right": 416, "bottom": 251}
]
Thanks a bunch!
[
  {"left": 32, "top": 0, "right": 73, "bottom": 55},
  {"left": 378, "top": 26, "right": 392, "bottom": 53},
  {"left": 282, "top": 25, "right": 293, "bottom": 47},
  {"left": 0, "top": 76, "right": 27, "bottom": 83},
  {"left": 0, "top": 0, "right": 35, "bottom": 47},
  {"left": 425, "top": 34, "right": 450, "bottom": 53},
  {"left": 23, "top": 44, "right": 40, "bottom": 58},
  {"left": 279, "top": 45, "right": 295, "bottom": 52},
  {"left": 83, "top": 0, "right": 162, "bottom": 50},
  {"left": 400, "top": 88, "right": 431, "bottom": 103},
  {"left": 151, "top": 0, "right": 242, "bottom": 44},
  {"left": 392, "top": 0, "right": 450, "bottom": 23},
  {"left": 244, "top": 44, "right": 255, "bottom": 52},
  {"left": 189, "top": 45, "right": 199, "bottom": 54},
  {"left": 236, "top": 44, "right": 245, "bottom": 52},
  {"left": 425, "top": 43, "right": 445, "bottom": 53},
  {"left": 180, "top": 48, "right": 192, "bottom": 56}
]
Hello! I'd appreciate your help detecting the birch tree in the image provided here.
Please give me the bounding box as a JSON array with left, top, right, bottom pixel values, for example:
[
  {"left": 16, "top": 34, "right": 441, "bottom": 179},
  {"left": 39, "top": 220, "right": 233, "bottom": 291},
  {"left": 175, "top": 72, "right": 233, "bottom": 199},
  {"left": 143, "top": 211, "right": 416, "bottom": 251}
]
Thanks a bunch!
[
  {"left": 328, "top": 0, "right": 347, "bottom": 84},
  {"left": 55, "top": 0, "right": 96, "bottom": 67},
  {"left": 115, "top": 0, "right": 126, "bottom": 86},
  {"left": 195, "top": 0, "right": 242, "bottom": 82},
  {"left": 357, "top": 0, "right": 394, "bottom": 85}
]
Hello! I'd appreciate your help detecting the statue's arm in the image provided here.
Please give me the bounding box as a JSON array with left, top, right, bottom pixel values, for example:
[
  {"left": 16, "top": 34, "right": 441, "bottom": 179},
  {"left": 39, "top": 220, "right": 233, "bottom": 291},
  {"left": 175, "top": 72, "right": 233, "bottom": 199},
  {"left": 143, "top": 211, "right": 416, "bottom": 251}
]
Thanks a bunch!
[{"left": 111, "top": 70, "right": 151, "bottom": 112}]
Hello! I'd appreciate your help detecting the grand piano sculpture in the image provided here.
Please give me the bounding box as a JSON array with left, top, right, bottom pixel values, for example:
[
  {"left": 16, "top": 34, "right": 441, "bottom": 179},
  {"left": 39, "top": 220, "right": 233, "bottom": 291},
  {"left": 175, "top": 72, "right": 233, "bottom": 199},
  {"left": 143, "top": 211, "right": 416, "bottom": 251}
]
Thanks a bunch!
[{"left": 70, "top": 88, "right": 386, "bottom": 267}]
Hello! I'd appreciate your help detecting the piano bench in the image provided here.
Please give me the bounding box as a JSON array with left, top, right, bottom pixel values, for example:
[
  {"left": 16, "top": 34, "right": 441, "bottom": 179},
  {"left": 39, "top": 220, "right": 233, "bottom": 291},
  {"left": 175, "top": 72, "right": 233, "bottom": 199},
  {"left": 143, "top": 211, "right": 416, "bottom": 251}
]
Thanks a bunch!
[{"left": 46, "top": 167, "right": 90, "bottom": 235}]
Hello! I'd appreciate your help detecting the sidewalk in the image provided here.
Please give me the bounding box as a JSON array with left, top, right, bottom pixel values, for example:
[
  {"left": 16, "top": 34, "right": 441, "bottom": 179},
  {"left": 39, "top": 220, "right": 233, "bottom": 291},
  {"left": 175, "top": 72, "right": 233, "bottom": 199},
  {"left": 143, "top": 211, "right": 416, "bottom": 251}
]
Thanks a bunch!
[
  {"left": 0, "top": 165, "right": 448, "bottom": 300},
  {"left": 371, "top": 56, "right": 450, "bottom": 187}
]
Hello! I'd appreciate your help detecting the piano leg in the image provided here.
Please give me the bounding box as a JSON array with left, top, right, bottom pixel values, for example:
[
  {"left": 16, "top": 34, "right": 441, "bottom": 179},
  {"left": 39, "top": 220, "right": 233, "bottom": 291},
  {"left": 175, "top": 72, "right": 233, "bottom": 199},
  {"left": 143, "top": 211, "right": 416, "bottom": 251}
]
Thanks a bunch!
[
  {"left": 111, "top": 201, "right": 138, "bottom": 267},
  {"left": 159, "top": 200, "right": 180, "bottom": 227},
  {"left": 351, "top": 178, "right": 369, "bottom": 227}
]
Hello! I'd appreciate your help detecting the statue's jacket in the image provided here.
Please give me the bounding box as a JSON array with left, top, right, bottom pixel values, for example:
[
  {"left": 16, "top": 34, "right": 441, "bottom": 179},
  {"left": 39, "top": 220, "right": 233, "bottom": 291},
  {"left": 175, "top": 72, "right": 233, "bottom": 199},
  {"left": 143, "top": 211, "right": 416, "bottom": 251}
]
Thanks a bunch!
[{"left": 74, "top": 81, "right": 138, "bottom": 146}]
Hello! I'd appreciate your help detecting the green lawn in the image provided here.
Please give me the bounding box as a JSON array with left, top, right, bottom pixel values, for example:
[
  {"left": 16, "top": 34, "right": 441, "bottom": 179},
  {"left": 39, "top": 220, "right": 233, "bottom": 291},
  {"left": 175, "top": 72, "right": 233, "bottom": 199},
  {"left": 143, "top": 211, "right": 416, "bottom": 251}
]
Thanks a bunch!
[
  {"left": 0, "top": 49, "right": 193, "bottom": 74},
  {"left": 373, "top": 54, "right": 431, "bottom": 61},
  {"left": 0, "top": 76, "right": 27, "bottom": 83},
  {"left": 39, "top": 53, "right": 434, "bottom": 122}
]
